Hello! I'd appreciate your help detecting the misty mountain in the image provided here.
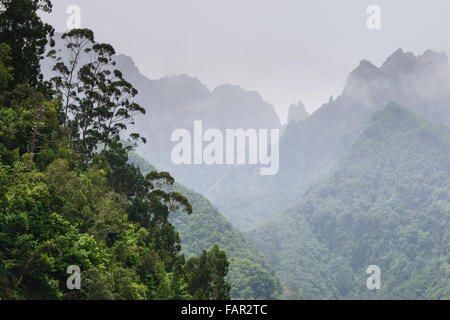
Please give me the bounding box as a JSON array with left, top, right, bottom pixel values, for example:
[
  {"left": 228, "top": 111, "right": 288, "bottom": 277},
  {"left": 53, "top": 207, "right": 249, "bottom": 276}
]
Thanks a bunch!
[
  {"left": 100, "top": 54, "right": 283, "bottom": 206},
  {"left": 113, "top": 54, "right": 281, "bottom": 159},
  {"left": 248, "top": 104, "right": 450, "bottom": 299},
  {"left": 42, "top": 36, "right": 450, "bottom": 233},
  {"left": 42, "top": 36, "right": 283, "bottom": 229},
  {"left": 212, "top": 48, "right": 450, "bottom": 230},
  {"left": 110, "top": 54, "right": 288, "bottom": 229}
]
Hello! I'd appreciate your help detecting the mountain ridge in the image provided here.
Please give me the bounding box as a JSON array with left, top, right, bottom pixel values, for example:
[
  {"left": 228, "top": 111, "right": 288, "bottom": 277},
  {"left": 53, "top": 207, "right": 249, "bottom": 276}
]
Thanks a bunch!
[{"left": 248, "top": 103, "right": 450, "bottom": 299}]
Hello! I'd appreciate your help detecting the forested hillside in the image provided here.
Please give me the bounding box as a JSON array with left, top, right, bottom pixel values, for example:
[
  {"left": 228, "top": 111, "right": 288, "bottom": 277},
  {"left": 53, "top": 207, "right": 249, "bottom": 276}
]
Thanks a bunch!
[
  {"left": 169, "top": 184, "right": 283, "bottom": 300},
  {"left": 0, "top": 0, "right": 230, "bottom": 300},
  {"left": 249, "top": 104, "right": 450, "bottom": 299},
  {"left": 129, "top": 152, "right": 282, "bottom": 299}
]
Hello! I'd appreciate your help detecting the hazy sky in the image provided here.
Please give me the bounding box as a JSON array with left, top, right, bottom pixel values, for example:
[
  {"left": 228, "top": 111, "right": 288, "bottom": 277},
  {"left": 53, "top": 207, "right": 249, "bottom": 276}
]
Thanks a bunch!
[{"left": 41, "top": 0, "right": 450, "bottom": 123}]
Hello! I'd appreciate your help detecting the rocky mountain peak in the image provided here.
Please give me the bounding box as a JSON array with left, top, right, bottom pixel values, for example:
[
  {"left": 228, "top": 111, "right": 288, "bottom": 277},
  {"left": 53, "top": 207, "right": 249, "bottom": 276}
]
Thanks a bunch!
[
  {"left": 381, "top": 48, "right": 449, "bottom": 74},
  {"left": 287, "top": 101, "right": 309, "bottom": 123}
]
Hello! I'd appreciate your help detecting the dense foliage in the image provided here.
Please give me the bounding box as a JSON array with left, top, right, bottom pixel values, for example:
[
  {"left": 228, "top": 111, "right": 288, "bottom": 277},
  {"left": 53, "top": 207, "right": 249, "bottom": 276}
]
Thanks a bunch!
[
  {"left": 0, "top": 0, "right": 230, "bottom": 300},
  {"left": 249, "top": 104, "right": 450, "bottom": 299},
  {"left": 0, "top": 0, "right": 54, "bottom": 89}
]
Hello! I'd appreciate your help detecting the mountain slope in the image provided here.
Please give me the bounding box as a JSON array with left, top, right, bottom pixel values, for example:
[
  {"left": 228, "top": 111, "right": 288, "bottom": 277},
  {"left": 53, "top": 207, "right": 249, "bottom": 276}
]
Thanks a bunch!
[
  {"left": 248, "top": 104, "right": 450, "bottom": 299},
  {"left": 129, "top": 153, "right": 282, "bottom": 300},
  {"left": 169, "top": 184, "right": 282, "bottom": 300}
]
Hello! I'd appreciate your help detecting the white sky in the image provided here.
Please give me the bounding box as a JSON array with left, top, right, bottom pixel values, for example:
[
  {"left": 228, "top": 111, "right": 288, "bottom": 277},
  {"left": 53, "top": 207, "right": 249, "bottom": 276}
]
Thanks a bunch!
[{"left": 42, "top": 0, "right": 450, "bottom": 123}]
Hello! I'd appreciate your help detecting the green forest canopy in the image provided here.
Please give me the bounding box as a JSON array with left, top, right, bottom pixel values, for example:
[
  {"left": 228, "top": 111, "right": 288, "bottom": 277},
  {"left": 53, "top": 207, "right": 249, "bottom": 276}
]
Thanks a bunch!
[
  {"left": 0, "top": 0, "right": 230, "bottom": 300},
  {"left": 249, "top": 104, "right": 450, "bottom": 299}
]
